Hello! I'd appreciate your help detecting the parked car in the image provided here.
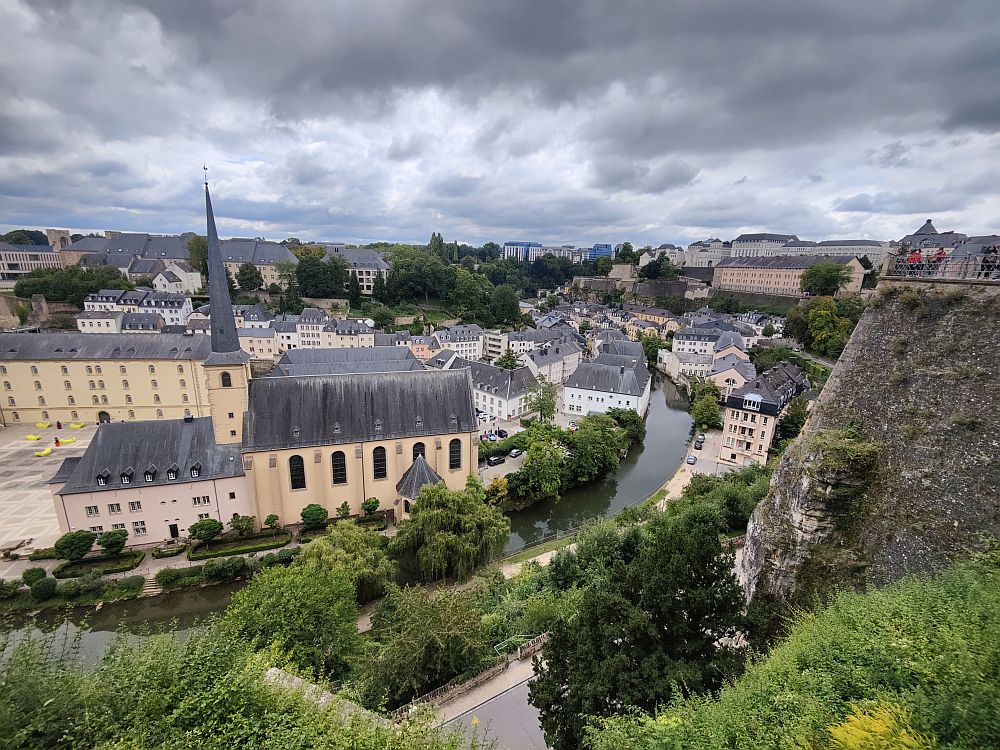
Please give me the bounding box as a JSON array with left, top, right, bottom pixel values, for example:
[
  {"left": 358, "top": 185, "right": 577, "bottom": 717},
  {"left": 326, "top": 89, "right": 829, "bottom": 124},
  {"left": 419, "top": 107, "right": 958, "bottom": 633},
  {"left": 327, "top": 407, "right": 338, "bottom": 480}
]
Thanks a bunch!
[
  {"left": 509, "top": 448, "right": 523, "bottom": 458},
  {"left": 497, "top": 429, "right": 509, "bottom": 438},
  {"left": 693, "top": 441, "right": 703, "bottom": 450},
  {"left": 686, "top": 455, "right": 697, "bottom": 465},
  {"left": 696, "top": 433, "right": 706, "bottom": 442},
  {"left": 568, "top": 421, "right": 578, "bottom": 430},
  {"left": 487, "top": 433, "right": 499, "bottom": 442},
  {"left": 486, "top": 455, "right": 506, "bottom": 467}
]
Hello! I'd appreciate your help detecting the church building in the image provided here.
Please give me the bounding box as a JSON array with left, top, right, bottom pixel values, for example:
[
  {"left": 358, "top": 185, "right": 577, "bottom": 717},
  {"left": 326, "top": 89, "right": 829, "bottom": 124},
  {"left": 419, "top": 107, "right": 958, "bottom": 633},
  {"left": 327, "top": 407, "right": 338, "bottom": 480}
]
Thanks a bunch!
[{"left": 48, "top": 182, "right": 477, "bottom": 541}]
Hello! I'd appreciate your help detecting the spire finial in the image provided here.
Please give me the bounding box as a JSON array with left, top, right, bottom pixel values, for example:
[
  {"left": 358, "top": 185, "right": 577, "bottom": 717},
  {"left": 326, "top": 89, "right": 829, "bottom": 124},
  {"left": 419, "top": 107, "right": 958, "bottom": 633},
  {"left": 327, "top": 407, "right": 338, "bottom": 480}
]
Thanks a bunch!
[{"left": 203, "top": 164, "right": 208, "bottom": 186}]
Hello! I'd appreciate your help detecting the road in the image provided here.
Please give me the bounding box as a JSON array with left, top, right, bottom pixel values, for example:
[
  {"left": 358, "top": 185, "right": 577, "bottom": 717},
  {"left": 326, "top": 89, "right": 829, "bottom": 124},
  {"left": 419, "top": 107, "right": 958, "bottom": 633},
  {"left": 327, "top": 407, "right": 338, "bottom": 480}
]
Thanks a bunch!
[{"left": 445, "top": 676, "right": 546, "bottom": 750}]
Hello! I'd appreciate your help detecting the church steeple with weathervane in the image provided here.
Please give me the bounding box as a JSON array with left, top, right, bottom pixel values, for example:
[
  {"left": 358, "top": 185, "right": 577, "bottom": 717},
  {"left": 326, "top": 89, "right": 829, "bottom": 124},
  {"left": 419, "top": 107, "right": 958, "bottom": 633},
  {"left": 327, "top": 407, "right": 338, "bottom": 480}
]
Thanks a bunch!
[{"left": 202, "top": 171, "right": 251, "bottom": 445}]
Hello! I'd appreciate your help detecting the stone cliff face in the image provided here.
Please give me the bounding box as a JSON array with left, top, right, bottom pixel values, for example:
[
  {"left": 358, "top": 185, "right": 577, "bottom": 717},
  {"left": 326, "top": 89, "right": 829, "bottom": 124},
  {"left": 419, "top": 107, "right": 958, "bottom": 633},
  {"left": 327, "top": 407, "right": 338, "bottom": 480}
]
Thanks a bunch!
[{"left": 743, "top": 281, "right": 1000, "bottom": 605}]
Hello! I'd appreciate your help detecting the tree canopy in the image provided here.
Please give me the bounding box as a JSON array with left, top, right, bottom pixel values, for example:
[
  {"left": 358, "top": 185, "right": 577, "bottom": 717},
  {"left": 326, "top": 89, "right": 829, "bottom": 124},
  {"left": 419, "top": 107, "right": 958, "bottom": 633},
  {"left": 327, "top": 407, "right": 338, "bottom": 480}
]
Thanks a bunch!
[
  {"left": 494, "top": 349, "right": 521, "bottom": 369},
  {"left": 525, "top": 377, "right": 558, "bottom": 422},
  {"left": 235, "top": 262, "right": 263, "bottom": 292},
  {"left": 388, "top": 477, "right": 510, "bottom": 581},
  {"left": 14, "top": 266, "right": 133, "bottom": 306},
  {"left": 800, "top": 262, "right": 853, "bottom": 296}
]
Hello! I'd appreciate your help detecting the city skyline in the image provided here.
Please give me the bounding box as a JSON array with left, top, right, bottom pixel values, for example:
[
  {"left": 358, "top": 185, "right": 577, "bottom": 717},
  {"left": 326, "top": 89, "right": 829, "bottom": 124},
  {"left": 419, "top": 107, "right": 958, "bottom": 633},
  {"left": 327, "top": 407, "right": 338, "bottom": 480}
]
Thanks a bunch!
[{"left": 1, "top": 1, "right": 998, "bottom": 246}]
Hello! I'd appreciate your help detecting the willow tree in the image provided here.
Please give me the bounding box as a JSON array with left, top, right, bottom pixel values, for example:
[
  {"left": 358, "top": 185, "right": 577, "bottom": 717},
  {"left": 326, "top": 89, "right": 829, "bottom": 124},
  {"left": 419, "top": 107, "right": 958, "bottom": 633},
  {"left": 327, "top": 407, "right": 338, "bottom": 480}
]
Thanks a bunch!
[{"left": 388, "top": 477, "right": 510, "bottom": 581}]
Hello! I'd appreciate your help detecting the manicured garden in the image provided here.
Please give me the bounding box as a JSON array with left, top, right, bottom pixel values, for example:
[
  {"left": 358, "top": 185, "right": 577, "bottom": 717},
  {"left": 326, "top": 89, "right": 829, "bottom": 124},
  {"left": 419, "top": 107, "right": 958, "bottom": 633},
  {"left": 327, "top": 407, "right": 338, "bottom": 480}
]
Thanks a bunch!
[{"left": 53, "top": 550, "right": 145, "bottom": 579}]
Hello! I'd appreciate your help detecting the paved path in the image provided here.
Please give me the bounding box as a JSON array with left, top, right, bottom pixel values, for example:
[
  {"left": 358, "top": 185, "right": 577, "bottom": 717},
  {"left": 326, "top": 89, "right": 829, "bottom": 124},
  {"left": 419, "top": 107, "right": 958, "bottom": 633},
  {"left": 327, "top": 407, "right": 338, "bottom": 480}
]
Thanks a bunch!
[
  {"left": 446, "top": 679, "right": 545, "bottom": 750},
  {"left": 657, "top": 428, "right": 732, "bottom": 510},
  {"left": 435, "top": 658, "right": 536, "bottom": 725}
]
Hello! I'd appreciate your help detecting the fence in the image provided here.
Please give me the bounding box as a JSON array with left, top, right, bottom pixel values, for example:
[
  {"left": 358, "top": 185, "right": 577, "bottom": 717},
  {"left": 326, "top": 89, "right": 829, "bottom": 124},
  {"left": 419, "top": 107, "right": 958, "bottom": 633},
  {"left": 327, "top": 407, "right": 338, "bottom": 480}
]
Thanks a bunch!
[
  {"left": 392, "top": 658, "right": 510, "bottom": 720},
  {"left": 885, "top": 252, "right": 999, "bottom": 281}
]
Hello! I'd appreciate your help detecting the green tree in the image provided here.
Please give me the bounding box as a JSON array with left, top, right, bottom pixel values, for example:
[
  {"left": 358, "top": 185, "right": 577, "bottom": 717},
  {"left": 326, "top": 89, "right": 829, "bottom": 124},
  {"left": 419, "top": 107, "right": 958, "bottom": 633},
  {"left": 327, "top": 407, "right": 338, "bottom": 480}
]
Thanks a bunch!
[
  {"left": 529, "top": 506, "right": 745, "bottom": 750},
  {"left": 361, "top": 497, "right": 380, "bottom": 516},
  {"left": 300, "top": 503, "right": 329, "bottom": 531},
  {"left": 639, "top": 330, "right": 663, "bottom": 364},
  {"left": 97, "top": 529, "right": 128, "bottom": 558},
  {"left": 228, "top": 514, "right": 256, "bottom": 538},
  {"left": 494, "top": 349, "right": 521, "bottom": 370},
  {"left": 691, "top": 394, "right": 722, "bottom": 429},
  {"left": 187, "top": 518, "right": 224, "bottom": 545},
  {"left": 518, "top": 438, "right": 566, "bottom": 501},
  {"left": 525, "top": 376, "right": 557, "bottom": 422},
  {"left": 689, "top": 378, "right": 722, "bottom": 404},
  {"left": 762, "top": 322, "right": 776, "bottom": 337},
  {"left": 595, "top": 256, "right": 613, "bottom": 276},
  {"left": 607, "top": 407, "right": 646, "bottom": 444},
  {"left": 578, "top": 320, "right": 592, "bottom": 333},
  {"left": 388, "top": 477, "right": 510, "bottom": 581},
  {"left": 224, "top": 564, "right": 359, "bottom": 678},
  {"left": 264, "top": 513, "right": 280, "bottom": 533},
  {"left": 370, "top": 303, "right": 395, "bottom": 330},
  {"left": 489, "top": 284, "right": 521, "bottom": 325},
  {"left": 337, "top": 500, "right": 351, "bottom": 518},
  {"left": 30, "top": 577, "right": 58, "bottom": 601},
  {"left": 616, "top": 241, "right": 640, "bottom": 264},
  {"left": 54, "top": 530, "right": 97, "bottom": 562},
  {"left": 14, "top": 266, "right": 133, "bottom": 306},
  {"left": 565, "top": 415, "right": 627, "bottom": 484},
  {"left": 186, "top": 235, "right": 208, "bottom": 275},
  {"left": 807, "top": 296, "right": 854, "bottom": 357},
  {"left": 235, "top": 262, "right": 263, "bottom": 292},
  {"left": 785, "top": 304, "right": 811, "bottom": 346},
  {"left": 371, "top": 272, "right": 387, "bottom": 302},
  {"left": 801, "top": 262, "right": 853, "bottom": 296},
  {"left": 427, "top": 231, "right": 446, "bottom": 260},
  {"left": 777, "top": 395, "right": 810, "bottom": 442},
  {"left": 297, "top": 255, "right": 349, "bottom": 298},
  {"left": 360, "top": 585, "right": 485, "bottom": 709},
  {"left": 449, "top": 267, "right": 494, "bottom": 321},
  {"left": 298, "top": 522, "right": 397, "bottom": 603},
  {"left": 347, "top": 271, "right": 363, "bottom": 306}
]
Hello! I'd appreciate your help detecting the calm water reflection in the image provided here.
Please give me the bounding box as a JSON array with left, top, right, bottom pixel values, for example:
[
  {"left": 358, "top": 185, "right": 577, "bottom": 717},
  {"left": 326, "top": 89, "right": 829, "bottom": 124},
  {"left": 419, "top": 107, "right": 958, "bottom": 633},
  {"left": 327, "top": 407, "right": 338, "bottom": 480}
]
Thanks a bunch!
[{"left": 506, "top": 374, "right": 692, "bottom": 551}]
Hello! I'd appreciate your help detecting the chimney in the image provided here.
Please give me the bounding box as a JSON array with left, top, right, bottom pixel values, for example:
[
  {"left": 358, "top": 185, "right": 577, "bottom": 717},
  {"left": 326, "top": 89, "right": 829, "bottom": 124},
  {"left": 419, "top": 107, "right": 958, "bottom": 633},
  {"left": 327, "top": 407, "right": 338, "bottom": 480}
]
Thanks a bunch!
[{"left": 183, "top": 414, "right": 194, "bottom": 423}]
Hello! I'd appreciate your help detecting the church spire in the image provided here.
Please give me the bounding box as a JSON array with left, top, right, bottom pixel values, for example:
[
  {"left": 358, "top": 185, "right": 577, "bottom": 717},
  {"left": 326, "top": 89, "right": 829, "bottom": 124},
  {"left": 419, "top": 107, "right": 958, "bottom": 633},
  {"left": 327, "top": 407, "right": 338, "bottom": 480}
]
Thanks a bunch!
[{"left": 204, "top": 177, "right": 241, "bottom": 354}]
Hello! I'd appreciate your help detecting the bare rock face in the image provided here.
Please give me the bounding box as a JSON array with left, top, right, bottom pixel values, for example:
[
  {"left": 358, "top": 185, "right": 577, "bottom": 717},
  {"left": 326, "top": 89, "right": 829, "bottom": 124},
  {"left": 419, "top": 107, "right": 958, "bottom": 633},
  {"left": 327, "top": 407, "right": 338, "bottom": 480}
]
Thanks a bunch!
[{"left": 743, "top": 282, "right": 1000, "bottom": 606}]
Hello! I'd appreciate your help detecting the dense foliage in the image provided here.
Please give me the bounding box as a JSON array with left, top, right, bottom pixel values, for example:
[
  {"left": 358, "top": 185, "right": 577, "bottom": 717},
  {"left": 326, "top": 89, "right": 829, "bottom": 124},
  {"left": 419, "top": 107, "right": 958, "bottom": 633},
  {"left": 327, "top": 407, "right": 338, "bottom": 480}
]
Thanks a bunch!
[
  {"left": 298, "top": 522, "right": 397, "bottom": 603},
  {"left": 13, "top": 265, "right": 132, "bottom": 306},
  {"left": 664, "top": 465, "right": 771, "bottom": 534},
  {"left": 388, "top": 477, "right": 510, "bottom": 581},
  {"left": 784, "top": 295, "right": 863, "bottom": 358},
  {"left": 53, "top": 530, "right": 96, "bottom": 562},
  {"left": 529, "top": 508, "right": 746, "bottom": 750},
  {"left": 587, "top": 551, "right": 1000, "bottom": 750},
  {"left": 0, "top": 629, "right": 482, "bottom": 750},
  {"left": 800, "top": 261, "right": 854, "bottom": 296}
]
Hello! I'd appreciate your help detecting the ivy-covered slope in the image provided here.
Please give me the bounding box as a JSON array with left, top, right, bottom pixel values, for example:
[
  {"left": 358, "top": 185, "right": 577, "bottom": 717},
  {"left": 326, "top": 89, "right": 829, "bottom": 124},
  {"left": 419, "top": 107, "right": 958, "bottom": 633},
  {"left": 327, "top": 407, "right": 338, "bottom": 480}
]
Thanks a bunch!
[
  {"left": 743, "top": 282, "right": 1000, "bottom": 605},
  {"left": 587, "top": 551, "right": 1000, "bottom": 750}
]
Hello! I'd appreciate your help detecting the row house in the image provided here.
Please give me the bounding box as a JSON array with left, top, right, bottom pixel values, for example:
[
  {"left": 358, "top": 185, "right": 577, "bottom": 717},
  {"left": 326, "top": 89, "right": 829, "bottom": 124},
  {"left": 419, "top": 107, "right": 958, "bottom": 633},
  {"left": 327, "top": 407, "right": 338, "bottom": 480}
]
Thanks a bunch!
[
  {"left": 712, "top": 255, "right": 867, "bottom": 297},
  {"left": 518, "top": 340, "right": 583, "bottom": 385},
  {"left": 563, "top": 353, "right": 651, "bottom": 416}
]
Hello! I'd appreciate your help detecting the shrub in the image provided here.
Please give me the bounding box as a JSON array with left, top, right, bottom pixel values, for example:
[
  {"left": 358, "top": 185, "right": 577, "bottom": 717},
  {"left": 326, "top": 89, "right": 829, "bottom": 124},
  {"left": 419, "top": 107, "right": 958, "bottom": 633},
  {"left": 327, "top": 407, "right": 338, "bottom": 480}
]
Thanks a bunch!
[
  {"left": 300, "top": 503, "right": 329, "bottom": 531},
  {"left": 152, "top": 544, "right": 186, "bottom": 559},
  {"left": 117, "top": 575, "right": 146, "bottom": 593},
  {"left": 0, "top": 579, "right": 21, "bottom": 599},
  {"left": 188, "top": 518, "right": 224, "bottom": 544},
  {"left": 54, "top": 530, "right": 97, "bottom": 562},
  {"left": 228, "top": 515, "right": 256, "bottom": 538},
  {"left": 361, "top": 498, "right": 380, "bottom": 517},
  {"left": 58, "top": 579, "right": 81, "bottom": 598},
  {"left": 264, "top": 514, "right": 280, "bottom": 532},
  {"left": 97, "top": 529, "right": 129, "bottom": 557},
  {"left": 27, "top": 547, "right": 58, "bottom": 561},
  {"left": 22, "top": 567, "right": 47, "bottom": 586},
  {"left": 30, "top": 577, "right": 58, "bottom": 601},
  {"left": 77, "top": 573, "right": 106, "bottom": 597},
  {"left": 155, "top": 565, "right": 204, "bottom": 588}
]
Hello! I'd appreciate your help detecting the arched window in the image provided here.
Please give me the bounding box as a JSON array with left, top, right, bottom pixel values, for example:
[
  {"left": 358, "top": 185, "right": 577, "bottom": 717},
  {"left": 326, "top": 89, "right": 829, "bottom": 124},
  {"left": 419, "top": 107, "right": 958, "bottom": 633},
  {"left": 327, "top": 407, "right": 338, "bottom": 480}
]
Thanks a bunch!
[
  {"left": 122, "top": 380, "right": 129, "bottom": 389},
  {"left": 34, "top": 381, "right": 41, "bottom": 390},
  {"left": 289, "top": 455, "right": 306, "bottom": 489},
  {"left": 221, "top": 372, "right": 232, "bottom": 388},
  {"left": 153, "top": 394, "right": 160, "bottom": 404},
  {"left": 449, "top": 439, "right": 462, "bottom": 470},
  {"left": 64, "top": 381, "right": 71, "bottom": 390},
  {"left": 68, "top": 396, "right": 75, "bottom": 405},
  {"left": 100, "top": 395, "right": 108, "bottom": 404},
  {"left": 331, "top": 451, "right": 347, "bottom": 485},
  {"left": 38, "top": 396, "right": 45, "bottom": 406},
  {"left": 156, "top": 409, "right": 163, "bottom": 418},
  {"left": 412, "top": 442, "right": 426, "bottom": 461},
  {"left": 372, "top": 446, "right": 387, "bottom": 480}
]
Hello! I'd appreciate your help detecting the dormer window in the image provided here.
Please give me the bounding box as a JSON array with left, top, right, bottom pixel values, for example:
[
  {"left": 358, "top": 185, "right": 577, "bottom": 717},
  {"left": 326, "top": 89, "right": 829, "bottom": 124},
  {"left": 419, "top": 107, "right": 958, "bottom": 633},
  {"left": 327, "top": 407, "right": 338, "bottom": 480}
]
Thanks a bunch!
[
  {"left": 96, "top": 472, "right": 109, "bottom": 487},
  {"left": 190, "top": 463, "right": 201, "bottom": 478},
  {"left": 374, "top": 419, "right": 383, "bottom": 432},
  {"left": 120, "top": 468, "right": 133, "bottom": 485},
  {"left": 292, "top": 426, "right": 301, "bottom": 438},
  {"left": 415, "top": 415, "right": 423, "bottom": 428},
  {"left": 332, "top": 421, "right": 341, "bottom": 435},
  {"left": 742, "top": 394, "right": 762, "bottom": 412},
  {"left": 167, "top": 467, "right": 178, "bottom": 481},
  {"left": 143, "top": 469, "right": 156, "bottom": 482}
]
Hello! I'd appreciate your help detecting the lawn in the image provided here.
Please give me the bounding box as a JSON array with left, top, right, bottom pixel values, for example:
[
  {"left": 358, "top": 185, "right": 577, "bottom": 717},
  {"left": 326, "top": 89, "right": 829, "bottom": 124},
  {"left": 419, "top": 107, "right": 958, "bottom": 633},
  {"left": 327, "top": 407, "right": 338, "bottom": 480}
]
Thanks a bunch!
[
  {"left": 53, "top": 551, "right": 145, "bottom": 578},
  {"left": 187, "top": 530, "right": 291, "bottom": 560}
]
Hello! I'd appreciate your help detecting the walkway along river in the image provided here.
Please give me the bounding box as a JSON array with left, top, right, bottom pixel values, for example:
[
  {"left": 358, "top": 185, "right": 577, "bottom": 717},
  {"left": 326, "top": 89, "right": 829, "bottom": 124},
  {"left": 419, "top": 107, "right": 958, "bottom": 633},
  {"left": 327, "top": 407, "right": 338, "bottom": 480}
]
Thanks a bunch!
[{"left": 505, "top": 373, "right": 693, "bottom": 552}]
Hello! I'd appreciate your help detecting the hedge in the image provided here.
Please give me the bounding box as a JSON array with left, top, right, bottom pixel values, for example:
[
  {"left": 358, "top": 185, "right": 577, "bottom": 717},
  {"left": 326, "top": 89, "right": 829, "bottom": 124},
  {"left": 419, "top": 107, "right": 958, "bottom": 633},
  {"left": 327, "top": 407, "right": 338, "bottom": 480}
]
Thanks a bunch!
[
  {"left": 156, "top": 548, "right": 300, "bottom": 588},
  {"left": 27, "top": 547, "right": 59, "bottom": 561},
  {"left": 152, "top": 544, "right": 187, "bottom": 559},
  {"left": 187, "top": 530, "right": 291, "bottom": 560},
  {"left": 478, "top": 431, "right": 531, "bottom": 461},
  {"left": 53, "top": 551, "right": 145, "bottom": 579}
]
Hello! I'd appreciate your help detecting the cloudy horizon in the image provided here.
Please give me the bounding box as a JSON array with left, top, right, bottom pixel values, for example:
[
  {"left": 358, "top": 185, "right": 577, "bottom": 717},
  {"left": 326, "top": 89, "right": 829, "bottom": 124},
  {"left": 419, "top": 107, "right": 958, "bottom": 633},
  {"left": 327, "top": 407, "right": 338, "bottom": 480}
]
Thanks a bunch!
[{"left": 1, "top": 0, "right": 998, "bottom": 247}]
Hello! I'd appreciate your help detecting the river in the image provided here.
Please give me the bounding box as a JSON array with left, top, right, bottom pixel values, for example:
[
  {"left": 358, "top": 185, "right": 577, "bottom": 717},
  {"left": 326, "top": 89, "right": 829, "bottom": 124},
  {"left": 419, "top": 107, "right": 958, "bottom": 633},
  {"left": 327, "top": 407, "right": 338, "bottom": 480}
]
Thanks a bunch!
[{"left": 505, "top": 373, "right": 692, "bottom": 551}]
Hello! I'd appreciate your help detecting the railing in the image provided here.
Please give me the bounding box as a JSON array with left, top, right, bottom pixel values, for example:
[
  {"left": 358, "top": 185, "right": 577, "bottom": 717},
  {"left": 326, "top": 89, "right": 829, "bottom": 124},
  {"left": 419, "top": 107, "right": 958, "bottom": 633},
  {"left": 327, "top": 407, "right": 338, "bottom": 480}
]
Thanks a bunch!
[{"left": 885, "top": 252, "right": 999, "bottom": 281}]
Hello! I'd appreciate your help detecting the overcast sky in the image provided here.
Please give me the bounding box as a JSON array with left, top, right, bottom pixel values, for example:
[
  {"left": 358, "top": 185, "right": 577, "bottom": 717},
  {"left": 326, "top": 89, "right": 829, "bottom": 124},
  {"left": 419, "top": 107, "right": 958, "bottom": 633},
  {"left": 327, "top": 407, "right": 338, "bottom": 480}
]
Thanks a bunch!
[{"left": 2, "top": 0, "right": 998, "bottom": 247}]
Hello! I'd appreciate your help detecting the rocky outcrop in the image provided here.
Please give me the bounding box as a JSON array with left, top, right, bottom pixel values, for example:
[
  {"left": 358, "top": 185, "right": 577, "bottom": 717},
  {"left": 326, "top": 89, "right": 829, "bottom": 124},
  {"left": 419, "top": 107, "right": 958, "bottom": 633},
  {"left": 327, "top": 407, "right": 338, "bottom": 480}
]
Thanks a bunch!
[{"left": 744, "top": 281, "right": 1000, "bottom": 605}]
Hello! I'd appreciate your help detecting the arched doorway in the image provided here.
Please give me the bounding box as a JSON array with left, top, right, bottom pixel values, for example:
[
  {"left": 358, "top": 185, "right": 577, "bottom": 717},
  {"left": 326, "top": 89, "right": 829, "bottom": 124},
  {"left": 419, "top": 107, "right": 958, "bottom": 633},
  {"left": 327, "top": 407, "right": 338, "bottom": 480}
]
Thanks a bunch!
[{"left": 98, "top": 411, "right": 111, "bottom": 423}]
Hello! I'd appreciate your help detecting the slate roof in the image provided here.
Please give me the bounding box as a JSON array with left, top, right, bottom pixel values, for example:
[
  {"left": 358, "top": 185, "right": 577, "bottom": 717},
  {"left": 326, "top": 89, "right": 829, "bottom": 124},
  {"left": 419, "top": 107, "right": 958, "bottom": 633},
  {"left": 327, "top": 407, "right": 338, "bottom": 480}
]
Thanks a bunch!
[
  {"left": 323, "top": 246, "right": 390, "bottom": 271},
  {"left": 425, "top": 350, "right": 458, "bottom": 370},
  {"left": 435, "top": 324, "right": 484, "bottom": 343},
  {"left": 52, "top": 417, "right": 244, "bottom": 496},
  {"left": 69, "top": 234, "right": 192, "bottom": 261},
  {"left": 0, "top": 242, "right": 59, "bottom": 254},
  {"left": 323, "top": 319, "right": 374, "bottom": 335},
  {"left": 121, "top": 312, "right": 164, "bottom": 330},
  {"left": 450, "top": 357, "right": 537, "bottom": 400},
  {"left": 268, "top": 347, "right": 421, "bottom": 376},
  {"left": 816, "top": 239, "right": 884, "bottom": 247},
  {"left": 374, "top": 332, "right": 411, "bottom": 346},
  {"left": 160, "top": 271, "right": 182, "bottom": 283},
  {"left": 242, "top": 369, "right": 476, "bottom": 452},
  {"left": 395, "top": 454, "right": 444, "bottom": 498},
  {"left": 128, "top": 258, "right": 165, "bottom": 276},
  {"left": 564, "top": 355, "right": 649, "bottom": 397},
  {"left": 715, "top": 254, "right": 859, "bottom": 269},
  {"left": 914, "top": 219, "right": 938, "bottom": 235},
  {"left": 220, "top": 240, "right": 297, "bottom": 265},
  {"left": 709, "top": 354, "right": 756, "bottom": 381},
  {"left": 733, "top": 233, "right": 799, "bottom": 243},
  {"left": 725, "top": 361, "right": 809, "bottom": 415},
  {"left": 521, "top": 340, "right": 582, "bottom": 368},
  {"left": 601, "top": 338, "right": 645, "bottom": 358},
  {"left": 0, "top": 333, "right": 213, "bottom": 361}
]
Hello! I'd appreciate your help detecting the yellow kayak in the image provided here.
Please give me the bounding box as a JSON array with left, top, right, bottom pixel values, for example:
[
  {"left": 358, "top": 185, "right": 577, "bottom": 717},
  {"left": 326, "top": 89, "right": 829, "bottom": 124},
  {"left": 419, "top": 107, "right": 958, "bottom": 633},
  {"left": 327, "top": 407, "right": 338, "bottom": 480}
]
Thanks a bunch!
[
  {"left": 69, "top": 423, "right": 84, "bottom": 429},
  {"left": 60, "top": 437, "right": 77, "bottom": 444},
  {"left": 35, "top": 447, "right": 53, "bottom": 457},
  {"left": 35, "top": 422, "right": 51, "bottom": 429},
  {"left": 26, "top": 435, "right": 41, "bottom": 441}
]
